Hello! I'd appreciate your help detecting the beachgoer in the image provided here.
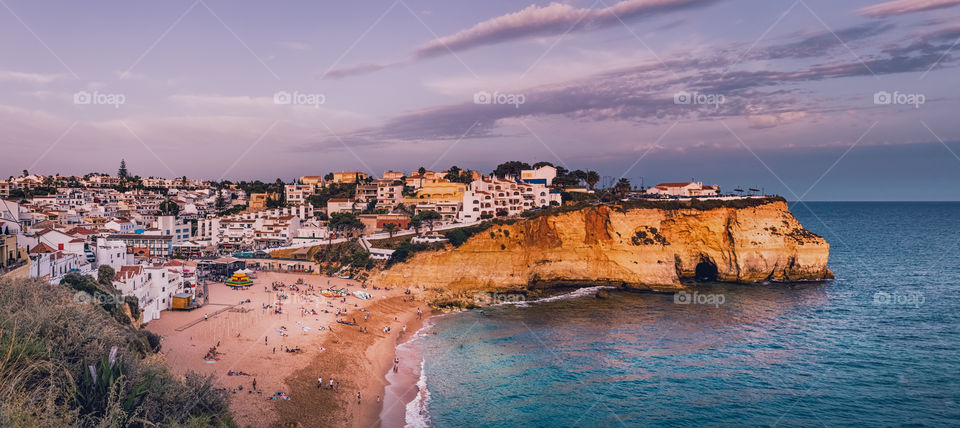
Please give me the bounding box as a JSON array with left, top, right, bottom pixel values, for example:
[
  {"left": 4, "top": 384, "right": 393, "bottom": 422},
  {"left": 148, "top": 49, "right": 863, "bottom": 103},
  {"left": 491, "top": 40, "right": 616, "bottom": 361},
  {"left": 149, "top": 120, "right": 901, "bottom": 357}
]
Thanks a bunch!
[
  {"left": 318, "top": 376, "right": 322, "bottom": 388},
  {"left": 252, "top": 378, "right": 257, "bottom": 390},
  {"left": 329, "top": 378, "right": 334, "bottom": 389},
  {"left": 357, "top": 391, "right": 361, "bottom": 404},
  {"left": 265, "top": 336, "right": 268, "bottom": 345},
  {"left": 204, "top": 313, "right": 208, "bottom": 321}
]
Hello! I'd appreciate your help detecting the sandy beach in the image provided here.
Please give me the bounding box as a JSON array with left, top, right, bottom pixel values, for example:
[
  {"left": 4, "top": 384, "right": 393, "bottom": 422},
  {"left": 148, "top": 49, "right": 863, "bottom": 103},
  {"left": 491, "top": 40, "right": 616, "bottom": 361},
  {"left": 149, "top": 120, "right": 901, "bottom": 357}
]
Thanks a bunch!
[{"left": 146, "top": 266, "right": 427, "bottom": 427}]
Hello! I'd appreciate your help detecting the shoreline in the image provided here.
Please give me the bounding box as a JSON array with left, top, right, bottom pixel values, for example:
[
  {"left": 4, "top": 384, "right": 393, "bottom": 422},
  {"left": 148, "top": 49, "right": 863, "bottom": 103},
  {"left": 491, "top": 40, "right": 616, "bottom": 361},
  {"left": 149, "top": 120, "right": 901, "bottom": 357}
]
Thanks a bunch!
[
  {"left": 273, "top": 292, "right": 428, "bottom": 427},
  {"left": 379, "top": 314, "right": 437, "bottom": 427}
]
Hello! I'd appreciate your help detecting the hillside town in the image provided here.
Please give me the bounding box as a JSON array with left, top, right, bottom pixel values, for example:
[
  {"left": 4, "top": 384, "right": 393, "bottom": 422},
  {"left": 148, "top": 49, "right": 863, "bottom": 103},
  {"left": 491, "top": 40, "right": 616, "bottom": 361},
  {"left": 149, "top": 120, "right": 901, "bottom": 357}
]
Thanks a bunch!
[{"left": 0, "top": 160, "right": 737, "bottom": 323}]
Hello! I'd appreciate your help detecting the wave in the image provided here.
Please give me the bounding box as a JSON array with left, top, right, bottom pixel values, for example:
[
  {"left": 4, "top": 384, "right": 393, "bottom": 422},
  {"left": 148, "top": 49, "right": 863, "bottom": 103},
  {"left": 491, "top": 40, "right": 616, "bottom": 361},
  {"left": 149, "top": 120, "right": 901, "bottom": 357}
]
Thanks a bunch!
[
  {"left": 492, "top": 285, "right": 615, "bottom": 307},
  {"left": 404, "top": 358, "right": 431, "bottom": 428}
]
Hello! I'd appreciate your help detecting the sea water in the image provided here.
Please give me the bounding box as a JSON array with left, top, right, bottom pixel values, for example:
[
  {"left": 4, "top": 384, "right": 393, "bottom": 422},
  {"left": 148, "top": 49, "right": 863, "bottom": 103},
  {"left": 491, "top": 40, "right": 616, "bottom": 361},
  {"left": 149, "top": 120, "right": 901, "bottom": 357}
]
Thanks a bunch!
[{"left": 407, "top": 202, "right": 960, "bottom": 427}]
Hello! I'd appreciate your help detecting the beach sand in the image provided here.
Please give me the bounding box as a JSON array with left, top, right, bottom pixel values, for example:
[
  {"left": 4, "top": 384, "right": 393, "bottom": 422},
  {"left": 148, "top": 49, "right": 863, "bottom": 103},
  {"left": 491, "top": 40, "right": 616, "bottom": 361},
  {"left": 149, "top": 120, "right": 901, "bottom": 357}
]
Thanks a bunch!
[{"left": 146, "top": 268, "right": 426, "bottom": 427}]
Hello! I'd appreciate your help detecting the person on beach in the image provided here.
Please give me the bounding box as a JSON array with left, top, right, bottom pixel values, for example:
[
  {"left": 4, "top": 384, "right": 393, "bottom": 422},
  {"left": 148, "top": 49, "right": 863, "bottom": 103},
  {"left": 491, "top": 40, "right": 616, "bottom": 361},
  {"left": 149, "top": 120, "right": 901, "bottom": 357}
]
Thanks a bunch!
[
  {"left": 318, "top": 376, "right": 322, "bottom": 389},
  {"left": 252, "top": 378, "right": 257, "bottom": 391},
  {"left": 265, "top": 336, "right": 268, "bottom": 345},
  {"left": 377, "top": 395, "right": 381, "bottom": 403},
  {"left": 204, "top": 313, "right": 208, "bottom": 321},
  {"left": 357, "top": 391, "right": 361, "bottom": 404},
  {"left": 329, "top": 378, "right": 334, "bottom": 389}
]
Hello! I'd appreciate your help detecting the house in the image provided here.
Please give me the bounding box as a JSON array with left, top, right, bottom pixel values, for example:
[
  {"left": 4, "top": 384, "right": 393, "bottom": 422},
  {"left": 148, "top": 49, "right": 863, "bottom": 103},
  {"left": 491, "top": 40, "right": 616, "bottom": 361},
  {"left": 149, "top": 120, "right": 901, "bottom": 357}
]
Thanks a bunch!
[
  {"left": 459, "top": 177, "right": 558, "bottom": 222},
  {"left": 94, "top": 238, "right": 131, "bottom": 271},
  {"left": 107, "top": 234, "right": 174, "bottom": 258},
  {"left": 327, "top": 198, "right": 360, "bottom": 214},
  {"left": 520, "top": 165, "right": 557, "bottom": 186},
  {"left": 331, "top": 172, "right": 368, "bottom": 184},
  {"left": 284, "top": 184, "right": 315, "bottom": 206},
  {"left": 28, "top": 242, "right": 90, "bottom": 283},
  {"left": 112, "top": 264, "right": 184, "bottom": 322},
  {"left": 153, "top": 216, "right": 191, "bottom": 243},
  {"left": 104, "top": 217, "right": 137, "bottom": 233},
  {"left": 358, "top": 213, "right": 411, "bottom": 234},
  {"left": 645, "top": 182, "right": 720, "bottom": 197},
  {"left": 382, "top": 171, "right": 404, "bottom": 181},
  {"left": 248, "top": 193, "right": 279, "bottom": 211}
]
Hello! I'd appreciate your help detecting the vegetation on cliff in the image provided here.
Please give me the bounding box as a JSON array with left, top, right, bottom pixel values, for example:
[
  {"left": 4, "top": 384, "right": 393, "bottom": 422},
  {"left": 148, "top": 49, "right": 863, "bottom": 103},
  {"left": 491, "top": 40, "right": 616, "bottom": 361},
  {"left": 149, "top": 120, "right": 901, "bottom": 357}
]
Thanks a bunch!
[{"left": 0, "top": 277, "right": 232, "bottom": 427}]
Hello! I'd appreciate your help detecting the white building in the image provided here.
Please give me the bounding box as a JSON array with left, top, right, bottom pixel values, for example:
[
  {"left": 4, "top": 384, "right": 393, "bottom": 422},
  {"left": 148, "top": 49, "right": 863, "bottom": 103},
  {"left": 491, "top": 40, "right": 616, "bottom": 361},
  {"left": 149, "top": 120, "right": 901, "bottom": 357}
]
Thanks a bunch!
[
  {"left": 94, "top": 238, "right": 132, "bottom": 272},
  {"left": 520, "top": 165, "right": 557, "bottom": 186},
  {"left": 459, "top": 177, "right": 560, "bottom": 222},
  {"left": 645, "top": 181, "right": 720, "bottom": 197},
  {"left": 112, "top": 263, "right": 184, "bottom": 323},
  {"left": 153, "top": 215, "right": 191, "bottom": 243}
]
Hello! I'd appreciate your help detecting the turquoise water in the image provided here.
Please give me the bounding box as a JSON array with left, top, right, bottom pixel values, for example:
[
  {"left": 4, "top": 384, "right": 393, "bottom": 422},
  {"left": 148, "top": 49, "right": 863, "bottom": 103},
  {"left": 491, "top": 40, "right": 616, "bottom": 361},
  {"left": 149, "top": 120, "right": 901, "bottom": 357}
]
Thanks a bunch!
[{"left": 411, "top": 202, "right": 960, "bottom": 427}]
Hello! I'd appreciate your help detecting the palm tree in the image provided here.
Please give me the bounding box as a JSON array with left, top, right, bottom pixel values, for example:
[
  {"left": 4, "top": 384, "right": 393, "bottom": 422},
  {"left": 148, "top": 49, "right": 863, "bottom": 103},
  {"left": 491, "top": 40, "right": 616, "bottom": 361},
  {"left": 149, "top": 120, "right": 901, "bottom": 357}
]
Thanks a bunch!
[
  {"left": 614, "top": 178, "right": 632, "bottom": 195},
  {"left": 585, "top": 171, "right": 600, "bottom": 190}
]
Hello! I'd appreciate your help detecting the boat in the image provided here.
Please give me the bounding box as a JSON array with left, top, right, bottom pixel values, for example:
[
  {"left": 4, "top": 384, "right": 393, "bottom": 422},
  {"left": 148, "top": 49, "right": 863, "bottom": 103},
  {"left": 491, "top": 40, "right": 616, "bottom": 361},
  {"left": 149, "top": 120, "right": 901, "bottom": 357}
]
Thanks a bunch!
[
  {"left": 322, "top": 288, "right": 348, "bottom": 297},
  {"left": 353, "top": 291, "right": 372, "bottom": 300}
]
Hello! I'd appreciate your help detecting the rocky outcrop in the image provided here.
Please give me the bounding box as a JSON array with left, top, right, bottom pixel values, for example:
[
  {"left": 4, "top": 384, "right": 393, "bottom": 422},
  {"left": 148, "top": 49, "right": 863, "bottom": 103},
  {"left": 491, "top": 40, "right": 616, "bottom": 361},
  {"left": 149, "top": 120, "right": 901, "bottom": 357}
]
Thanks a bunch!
[{"left": 373, "top": 199, "right": 832, "bottom": 300}]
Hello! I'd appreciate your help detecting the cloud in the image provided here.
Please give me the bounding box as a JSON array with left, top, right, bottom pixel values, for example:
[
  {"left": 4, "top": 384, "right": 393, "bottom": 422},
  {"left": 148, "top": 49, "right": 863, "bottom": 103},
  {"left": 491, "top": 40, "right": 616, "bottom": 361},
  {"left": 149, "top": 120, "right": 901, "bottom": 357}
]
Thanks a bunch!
[
  {"left": 321, "top": 60, "right": 407, "bottom": 79},
  {"left": 0, "top": 70, "right": 68, "bottom": 85},
  {"left": 760, "top": 23, "right": 896, "bottom": 60},
  {"left": 414, "top": 0, "right": 719, "bottom": 58},
  {"left": 325, "top": 0, "right": 720, "bottom": 78},
  {"left": 858, "top": 0, "right": 960, "bottom": 17},
  {"left": 338, "top": 27, "right": 957, "bottom": 143}
]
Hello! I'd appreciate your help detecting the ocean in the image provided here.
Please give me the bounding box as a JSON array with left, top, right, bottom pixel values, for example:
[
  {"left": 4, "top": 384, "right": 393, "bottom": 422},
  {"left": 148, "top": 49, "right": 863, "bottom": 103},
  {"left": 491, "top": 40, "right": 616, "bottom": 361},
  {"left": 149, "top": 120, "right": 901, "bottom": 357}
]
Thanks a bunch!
[{"left": 395, "top": 202, "right": 960, "bottom": 427}]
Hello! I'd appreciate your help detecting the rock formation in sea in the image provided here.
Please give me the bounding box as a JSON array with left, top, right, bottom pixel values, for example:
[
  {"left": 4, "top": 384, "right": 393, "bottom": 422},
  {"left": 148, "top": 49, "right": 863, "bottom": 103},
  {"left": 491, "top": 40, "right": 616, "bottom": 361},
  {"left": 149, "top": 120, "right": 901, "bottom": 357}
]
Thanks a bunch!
[{"left": 372, "top": 198, "right": 832, "bottom": 304}]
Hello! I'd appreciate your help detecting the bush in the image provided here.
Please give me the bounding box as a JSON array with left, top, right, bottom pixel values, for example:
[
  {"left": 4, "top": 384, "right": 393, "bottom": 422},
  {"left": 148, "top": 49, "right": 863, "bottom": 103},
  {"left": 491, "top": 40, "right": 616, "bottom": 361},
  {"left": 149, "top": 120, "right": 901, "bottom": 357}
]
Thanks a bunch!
[{"left": 0, "top": 278, "right": 233, "bottom": 427}]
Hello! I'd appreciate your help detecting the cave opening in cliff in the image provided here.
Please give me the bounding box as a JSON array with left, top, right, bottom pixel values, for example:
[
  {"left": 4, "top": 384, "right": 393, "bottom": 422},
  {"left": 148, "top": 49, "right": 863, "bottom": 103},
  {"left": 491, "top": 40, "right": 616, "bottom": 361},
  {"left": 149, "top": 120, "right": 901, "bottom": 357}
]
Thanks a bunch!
[{"left": 694, "top": 257, "right": 719, "bottom": 282}]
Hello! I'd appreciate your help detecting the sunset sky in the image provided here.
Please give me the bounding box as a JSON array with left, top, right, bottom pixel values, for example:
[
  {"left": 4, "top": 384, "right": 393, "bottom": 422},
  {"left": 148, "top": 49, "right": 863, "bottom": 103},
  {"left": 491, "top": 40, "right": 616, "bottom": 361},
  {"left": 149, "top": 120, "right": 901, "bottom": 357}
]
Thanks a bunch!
[{"left": 1, "top": 0, "right": 959, "bottom": 200}]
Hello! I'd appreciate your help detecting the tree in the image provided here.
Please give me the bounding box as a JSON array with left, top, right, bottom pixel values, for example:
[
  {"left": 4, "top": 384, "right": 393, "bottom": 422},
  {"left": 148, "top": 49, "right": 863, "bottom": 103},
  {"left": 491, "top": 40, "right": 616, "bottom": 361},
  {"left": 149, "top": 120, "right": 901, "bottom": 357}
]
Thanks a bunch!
[
  {"left": 117, "top": 160, "right": 129, "bottom": 179},
  {"left": 532, "top": 161, "right": 554, "bottom": 169},
  {"left": 97, "top": 265, "right": 116, "bottom": 288},
  {"left": 417, "top": 166, "right": 426, "bottom": 176},
  {"left": 585, "top": 171, "right": 600, "bottom": 190},
  {"left": 215, "top": 192, "right": 226, "bottom": 212},
  {"left": 615, "top": 178, "right": 632, "bottom": 195},
  {"left": 414, "top": 210, "right": 442, "bottom": 232},
  {"left": 158, "top": 199, "right": 180, "bottom": 216},
  {"left": 329, "top": 212, "right": 365, "bottom": 238},
  {"left": 410, "top": 218, "right": 423, "bottom": 234},
  {"left": 492, "top": 161, "right": 530, "bottom": 179},
  {"left": 383, "top": 223, "right": 398, "bottom": 238},
  {"left": 21, "top": 169, "right": 28, "bottom": 177}
]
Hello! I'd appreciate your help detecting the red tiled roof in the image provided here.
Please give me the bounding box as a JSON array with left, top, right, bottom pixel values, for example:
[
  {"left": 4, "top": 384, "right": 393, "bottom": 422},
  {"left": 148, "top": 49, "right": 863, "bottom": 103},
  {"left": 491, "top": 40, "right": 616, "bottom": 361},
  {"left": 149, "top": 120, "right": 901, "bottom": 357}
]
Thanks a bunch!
[
  {"left": 29, "top": 242, "right": 56, "bottom": 254},
  {"left": 66, "top": 226, "right": 97, "bottom": 236}
]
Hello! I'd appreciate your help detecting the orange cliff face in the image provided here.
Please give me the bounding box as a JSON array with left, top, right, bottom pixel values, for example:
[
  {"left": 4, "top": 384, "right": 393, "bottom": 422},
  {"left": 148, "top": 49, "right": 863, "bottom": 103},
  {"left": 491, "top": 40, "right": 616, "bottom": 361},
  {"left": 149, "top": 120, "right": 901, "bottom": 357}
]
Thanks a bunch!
[{"left": 372, "top": 199, "right": 832, "bottom": 302}]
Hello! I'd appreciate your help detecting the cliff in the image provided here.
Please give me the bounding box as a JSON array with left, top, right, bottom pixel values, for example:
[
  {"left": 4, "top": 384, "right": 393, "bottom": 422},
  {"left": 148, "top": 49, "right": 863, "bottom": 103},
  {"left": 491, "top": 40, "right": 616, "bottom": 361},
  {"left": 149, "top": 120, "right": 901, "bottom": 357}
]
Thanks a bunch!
[{"left": 372, "top": 198, "right": 832, "bottom": 301}]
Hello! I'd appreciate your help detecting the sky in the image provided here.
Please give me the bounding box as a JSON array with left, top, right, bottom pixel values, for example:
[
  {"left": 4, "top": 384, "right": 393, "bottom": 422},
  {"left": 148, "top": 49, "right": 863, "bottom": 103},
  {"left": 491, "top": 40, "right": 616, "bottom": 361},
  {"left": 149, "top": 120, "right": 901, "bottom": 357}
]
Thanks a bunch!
[{"left": 1, "top": 0, "right": 959, "bottom": 201}]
